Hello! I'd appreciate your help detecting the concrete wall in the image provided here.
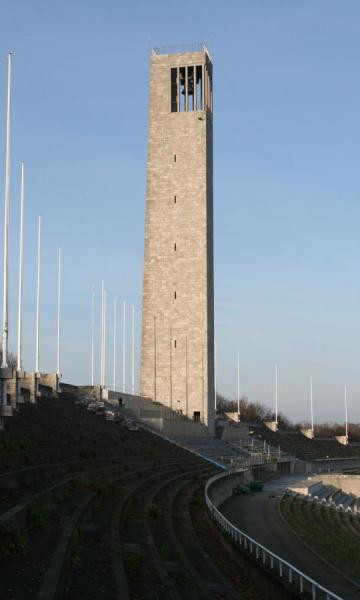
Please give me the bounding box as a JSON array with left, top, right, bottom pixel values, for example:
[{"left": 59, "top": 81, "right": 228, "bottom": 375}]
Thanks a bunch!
[
  {"left": 288, "top": 480, "right": 323, "bottom": 495},
  {"left": 40, "top": 373, "right": 58, "bottom": 395},
  {"left": 221, "top": 423, "right": 249, "bottom": 441},
  {"left": 320, "top": 474, "right": 360, "bottom": 496},
  {"left": 21, "top": 372, "right": 37, "bottom": 402},
  {"left": 3, "top": 372, "right": 58, "bottom": 406},
  {"left": 105, "top": 389, "right": 210, "bottom": 437},
  {"left": 7, "top": 374, "right": 17, "bottom": 407},
  {"left": 224, "top": 412, "right": 240, "bottom": 422},
  {"left": 141, "top": 49, "right": 214, "bottom": 433},
  {"left": 108, "top": 390, "right": 153, "bottom": 409},
  {"left": 307, "top": 458, "right": 360, "bottom": 474},
  {"left": 140, "top": 416, "right": 208, "bottom": 438},
  {"left": 206, "top": 470, "right": 252, "bottom": 508}
]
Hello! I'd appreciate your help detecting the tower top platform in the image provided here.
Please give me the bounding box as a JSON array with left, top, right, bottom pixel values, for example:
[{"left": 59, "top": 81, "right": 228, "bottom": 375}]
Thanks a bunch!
[{"left": 152, "top": 43, "right": 212, "bottom": 60}]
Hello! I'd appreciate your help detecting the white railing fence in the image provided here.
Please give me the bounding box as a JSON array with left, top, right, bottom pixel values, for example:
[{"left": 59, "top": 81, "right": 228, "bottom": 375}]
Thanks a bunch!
[{"left": 205, "top": 472, "right": 343, "bottom": 600}]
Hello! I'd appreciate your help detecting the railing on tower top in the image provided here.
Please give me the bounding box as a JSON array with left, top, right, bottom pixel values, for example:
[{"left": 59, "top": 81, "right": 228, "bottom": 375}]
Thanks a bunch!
[
  {"left": 152, "top": 43, "right": 210, "bottom": 57},
  {"left": 205, "top": 472, "right": 344, "bottom": 600}
]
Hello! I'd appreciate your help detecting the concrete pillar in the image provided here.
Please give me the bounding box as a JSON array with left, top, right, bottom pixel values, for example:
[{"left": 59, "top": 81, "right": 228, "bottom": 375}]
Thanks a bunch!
[
  {"left": 0, "top": 367, "right": 13, "bottom": 417},
  {"left": 335, "top": 435, "right": 348, "bottom": 446},
  {"left": 300, "top": 428, "right": 315, "bottom": 439},
  {"left": 21, "top": 372, "right": 38, "bottom": 403},
  {"left": 16, "top": 370, "right": 25, "bottom": 404},
  {"left": 264, "top": 421, "right": 278, "bottom": 432},
  {"left": 7, "top": 372, "right": 17, "bottom": 409},
  {"left": 40, "top": 373, "right": 59, "bottom": 397}
]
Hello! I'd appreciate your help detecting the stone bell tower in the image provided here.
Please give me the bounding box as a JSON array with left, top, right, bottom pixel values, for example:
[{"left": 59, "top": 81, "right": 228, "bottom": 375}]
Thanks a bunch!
[{"left": 141, "top": 44, "right": 214, "bottom": 433}]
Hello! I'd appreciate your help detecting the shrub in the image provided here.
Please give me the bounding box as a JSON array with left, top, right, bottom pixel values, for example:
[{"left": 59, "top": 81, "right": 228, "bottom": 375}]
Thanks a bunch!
[
  {"left": 27, "top": 499, "right": 49, "bottom": 528},
  {"left": 0, "top": 525, "right": 27, "bottom": 557}
]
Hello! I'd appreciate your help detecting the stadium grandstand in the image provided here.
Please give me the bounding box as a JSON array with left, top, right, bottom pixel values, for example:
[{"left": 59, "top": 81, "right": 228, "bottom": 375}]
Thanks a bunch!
[{"left": 1, "top": 384, "right": 360, "bottom": 598}]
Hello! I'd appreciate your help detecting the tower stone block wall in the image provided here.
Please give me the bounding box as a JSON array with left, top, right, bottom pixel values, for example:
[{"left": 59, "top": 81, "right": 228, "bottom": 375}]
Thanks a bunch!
[{"left": 141, "top": 46, "right": 214, "bottom": 432}]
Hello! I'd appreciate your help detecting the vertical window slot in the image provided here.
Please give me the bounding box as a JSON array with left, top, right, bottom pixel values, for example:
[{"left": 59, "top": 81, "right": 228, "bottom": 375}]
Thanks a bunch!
[
  {"left": 171, "top": 68, "right": 178, "bottom": 112},
  {"left": 196, "top": 65, "right": 203, "bottom": 111},
  {"left": 187, "top": 66, "right": 194, "bottom": 111},
  {"left": 179, "top": 67, "right": 186, "bottom": 112},
  {"left": 174, "top": 243, "right": 176, "bottom": 251},
  {"left": 174, "top": 291, "right": 177, "bottom": 299}
]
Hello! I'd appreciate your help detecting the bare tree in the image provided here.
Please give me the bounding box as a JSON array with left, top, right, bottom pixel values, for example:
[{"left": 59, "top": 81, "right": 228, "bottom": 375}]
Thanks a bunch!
[
  {"left": 0, "top": 348, "right": 17, "bottom": 369},
  {"left": 216, "top": 391, "right": 293, "bottom": 429}
]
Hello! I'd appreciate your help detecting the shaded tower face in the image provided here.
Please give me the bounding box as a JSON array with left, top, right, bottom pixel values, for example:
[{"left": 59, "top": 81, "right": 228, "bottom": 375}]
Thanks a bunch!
[{"left": 141, "top": 45, "right": 214, "bottom": 433}]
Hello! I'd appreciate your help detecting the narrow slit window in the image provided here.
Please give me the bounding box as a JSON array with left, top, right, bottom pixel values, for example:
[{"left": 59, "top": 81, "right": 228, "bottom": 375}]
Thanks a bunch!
[
  {"left": 208, "top": 62, "right": 213, "bottom": 111},
  {"left": 179, "top": 67, "right": 186, "bottom": 112},
  {"left": 171, "top": 68, "right": 178, "bottom": 112},
  {"left": 174, "top": 340, "right": 177, "bottom": 348},
  {"left": 174, "top": 291, "right": 177, "bottom": 299},
  {"left": 174, "top": 154, "right": 176, "bottom": 162},
  {"left": 174, "top": 195, "right": 177, "bottom": 204},
  {"left": 196, "top": 65, "right": 203, "bottom": 111},
  {"left": 174, "top": 243, "right": 176, "bottom": 251}
]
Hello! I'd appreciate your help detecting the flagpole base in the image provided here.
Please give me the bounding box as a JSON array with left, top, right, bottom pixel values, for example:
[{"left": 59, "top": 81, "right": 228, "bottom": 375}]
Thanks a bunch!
[
  {"left": 0, "top": 368, "right": 13, "bottom": 417},
  {"left": 35, "top": 372, "right": 41, "bottom": 399}
]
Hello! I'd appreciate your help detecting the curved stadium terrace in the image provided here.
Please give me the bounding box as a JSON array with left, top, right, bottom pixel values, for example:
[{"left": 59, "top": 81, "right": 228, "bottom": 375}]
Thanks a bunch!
[
  {"left": 254, "top": 425, "right": 360, "bottom": 464},
  {"left": 0, "top": 384, "right": 359, "bottom": 599}
]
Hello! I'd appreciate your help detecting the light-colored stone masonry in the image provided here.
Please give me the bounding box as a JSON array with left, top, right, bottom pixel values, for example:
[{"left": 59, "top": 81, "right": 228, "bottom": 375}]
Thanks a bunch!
[{"left": 141, "top": 47, "right": 214, "bottom": 433}]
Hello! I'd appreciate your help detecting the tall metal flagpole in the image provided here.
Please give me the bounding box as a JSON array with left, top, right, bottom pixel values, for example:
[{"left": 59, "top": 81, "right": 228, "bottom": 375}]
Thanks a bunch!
[
  {"left": 122, "top": 301, "right": 126, "bottom": 393},
  {"left": 113, "top": 297, "right": 116, "bottom": 391},
  {"left": 56, "top": 248, "right": 61, "bottom": 376},
  {"left": 91, "top": 287, "right": 95, "bottom": 386},
  {"left": 237, "top": 351, "right": 240, "bottom": 419},
  {"left": 15, "top": 162, "right": 25, "bottom": 405},
  {"left": 275, "top": 364, "right": 278, "bottom": 425},
  {"left": 131, "top": 304, "right": 135, "bottom": 395},
  {"left": 1, "top": 53, "right": 12, "bottom": 412},
  {"left": 35, "top": 216, "right": 41, "bottom": 398},
  {"left": 310, "top": 376, "right": 314, "bottom": 432},
  {"left": 100, "top": 281, "right": 104, "bottom": 387},
  {"left": 344, "top": 385, "right": 348, "bottom": 440},
  {"left": 35, "top": 216, "right": 42, "bottom": 373},
  {"left": 104, "top": 289, "right": 107, "bottom": 388},
  {"left": 17, "top": 162, "right": 24, "bottom": 373}
]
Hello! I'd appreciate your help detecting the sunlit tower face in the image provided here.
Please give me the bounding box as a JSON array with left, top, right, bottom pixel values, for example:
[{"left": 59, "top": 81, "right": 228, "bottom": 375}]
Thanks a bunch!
[{"left": 141, "top": 44, "right": 214, "bottom": 433}]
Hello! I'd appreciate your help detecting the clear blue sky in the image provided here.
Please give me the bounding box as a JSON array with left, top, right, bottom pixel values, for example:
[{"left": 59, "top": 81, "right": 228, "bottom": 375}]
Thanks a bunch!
[{"left": 0, "top": 0, "right": 359, "bottom": 423}]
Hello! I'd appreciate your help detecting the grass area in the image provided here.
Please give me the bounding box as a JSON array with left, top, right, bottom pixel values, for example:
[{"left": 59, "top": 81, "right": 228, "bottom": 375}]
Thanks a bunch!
[{"left": 281, "top": 494, "right": 360, "bottom": 580}]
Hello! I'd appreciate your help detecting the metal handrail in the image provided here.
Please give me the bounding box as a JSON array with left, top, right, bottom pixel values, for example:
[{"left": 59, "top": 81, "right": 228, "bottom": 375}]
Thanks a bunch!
[{"left": 205, "top": 472, "right": 344, "bottom": 600}]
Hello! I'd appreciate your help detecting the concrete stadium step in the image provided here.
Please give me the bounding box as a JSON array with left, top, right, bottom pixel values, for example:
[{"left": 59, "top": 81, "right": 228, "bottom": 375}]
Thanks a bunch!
[
  {"left": 257, "top": 427, "right": 360, "bottom": 462},
  {"left": 313, "top": 485, "right": 333, "bottom": 501}
]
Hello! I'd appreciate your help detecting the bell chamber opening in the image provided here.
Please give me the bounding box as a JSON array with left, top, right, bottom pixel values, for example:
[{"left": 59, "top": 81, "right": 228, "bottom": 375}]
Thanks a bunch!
[{"left": 170, "top": 63, "right": 212, "bottom": 113}]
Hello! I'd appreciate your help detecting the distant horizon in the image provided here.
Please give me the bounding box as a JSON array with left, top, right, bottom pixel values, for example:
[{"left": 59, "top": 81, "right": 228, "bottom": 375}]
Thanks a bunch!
[{"left": 0, "top": 1, "right": 360, "bottom": 423}]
